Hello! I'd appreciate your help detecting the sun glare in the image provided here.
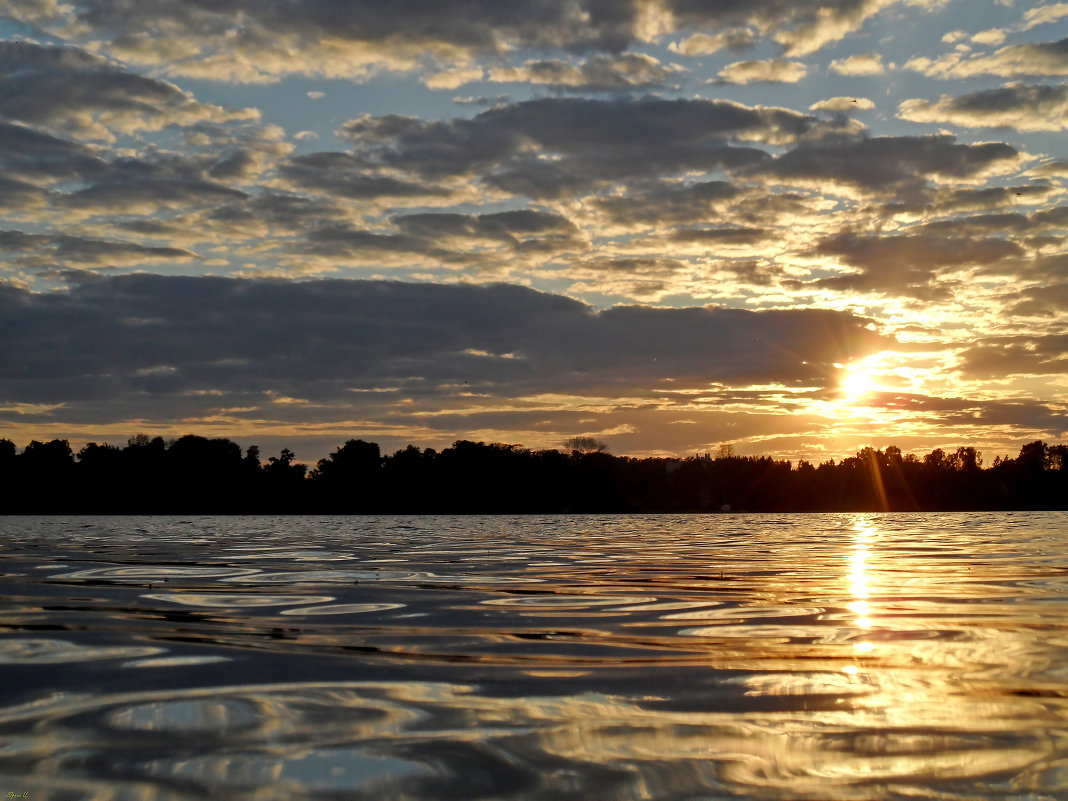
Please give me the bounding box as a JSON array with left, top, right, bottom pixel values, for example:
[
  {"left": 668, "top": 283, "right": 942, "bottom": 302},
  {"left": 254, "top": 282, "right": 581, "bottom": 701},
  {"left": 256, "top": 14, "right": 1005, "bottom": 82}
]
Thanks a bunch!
[
  {"left": 840, "top": 365, "right": 879, "bottom": 401},
  {"left": 837, "top": 359, "right": 884, "bottom": 405}
]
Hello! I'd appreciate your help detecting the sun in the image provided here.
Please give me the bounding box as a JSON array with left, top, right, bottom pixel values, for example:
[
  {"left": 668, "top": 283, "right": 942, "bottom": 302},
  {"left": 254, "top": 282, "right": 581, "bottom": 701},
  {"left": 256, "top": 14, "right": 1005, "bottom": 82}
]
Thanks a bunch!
[
  {"left": 840, "top": 363, "right": 879, "bottom": 401},
  {"left": 836, "top": 353, "right": 898, "bottom": 404}
]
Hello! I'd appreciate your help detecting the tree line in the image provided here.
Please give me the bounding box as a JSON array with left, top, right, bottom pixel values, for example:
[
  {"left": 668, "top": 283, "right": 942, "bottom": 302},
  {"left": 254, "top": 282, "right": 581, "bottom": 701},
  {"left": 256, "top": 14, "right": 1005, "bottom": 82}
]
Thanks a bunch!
[{"left": 1, "top": 434, "right": 1066, "bottom": 513}]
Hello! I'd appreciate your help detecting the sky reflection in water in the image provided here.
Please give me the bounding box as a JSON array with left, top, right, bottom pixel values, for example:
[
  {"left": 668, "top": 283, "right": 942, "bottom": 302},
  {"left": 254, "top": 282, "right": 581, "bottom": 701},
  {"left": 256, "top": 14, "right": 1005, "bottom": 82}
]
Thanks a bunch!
[{"left": 1, "top": 513, "right": 1067, "bottom": 799}]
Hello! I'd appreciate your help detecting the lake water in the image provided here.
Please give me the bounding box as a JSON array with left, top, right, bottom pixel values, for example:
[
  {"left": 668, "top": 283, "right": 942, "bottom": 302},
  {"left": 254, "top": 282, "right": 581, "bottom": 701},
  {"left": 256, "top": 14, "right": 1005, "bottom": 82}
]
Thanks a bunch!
[{"left": 2, "top": 513, "right": 1068, "bottom": 800}]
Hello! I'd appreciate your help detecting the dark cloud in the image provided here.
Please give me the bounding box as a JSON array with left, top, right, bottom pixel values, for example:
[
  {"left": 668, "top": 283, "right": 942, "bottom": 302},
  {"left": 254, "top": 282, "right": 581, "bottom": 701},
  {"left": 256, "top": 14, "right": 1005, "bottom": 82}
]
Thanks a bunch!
[
  {"left": 293, "top": 209, "right": 584, "bottom": 267},
  {"left": 916, "top": 213, "right": 1032, "bottom": 238},
  {"left": 0, "top": 120, "right": 108, "bottom": 182},
  {"left": 279, "top": 152, "right": 449, "bottom": 200},
  {"left": 860, "top": 392, "right": 1067, "bottom": 439},
  {"left": 1005, "top": 252, "right": 1068, "bottom": 289},
  {"left": 881, "top": 184, "right": 1054, "bottom": 217},
  {"left": 392, "top": 209, "right": 584, "bottom": 252},
  {"left": 0, "top": 229, "right": 196, "bottom": 269},
  {"left": 755, "top": 134, "right": 1019, "bottom": 199},
  {"left": 591, "top": 180, "right": 743, "bottom": 227},
  {"left": 393, "top": 209, "right": 576, "bottom": 238},
  {"left": 486, "top": 54, "right": 680, "bottom": 92},
  {"left": 801, "top": 231, "right": 1024, "bottom": 297},
  {"left": 0, "top": 175, "right": 49, "bottom": 211},
  {"left": 9, "top": 0, "right": 913, "bottom": 87},
  {"left": 79, "top": 0, "right": 643, "bottom": 60},
  {"left": 1005, "top": 283, "right": 1068, "bottom": 317},
  {"left": 339, "top": 96, "right": 817, "bottom": 198},
  {"left": 0, "top": 275, "right": 897, "bottom": 424},
  {"left": 717, "top": 260, "right": 781, "bottom": 286},
  {"left": 296, "top": 225, "right": 428, "bottom": 261},
  {"left": 666, "top": 0, "right": 900, "bottom": 55},
  {"left": 958, "top": 335, "right": 1068, "bottom": 378},
  {"left": 61, "top": 177, "right": 246, "bottom": 214},
  {"left": 0, "top": 40, "right": 176, "bottom": 126},
  {"left": 205, "top": 193, "right": 347, "bottom": 233},
  {"left": 0, "top": 44, "right": 278, "bottom": 234},
  {"left": 670, "top": 227, "right": 770, "bottom": 245},
  {"left": 0, "top": 41, "right": 253, "bottom": 140}
]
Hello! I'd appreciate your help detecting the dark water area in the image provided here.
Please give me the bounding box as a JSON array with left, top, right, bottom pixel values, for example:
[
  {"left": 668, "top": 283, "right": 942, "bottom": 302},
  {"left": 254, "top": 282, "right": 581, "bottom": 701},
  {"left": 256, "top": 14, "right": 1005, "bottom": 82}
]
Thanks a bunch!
[{"left": 2, "top": 513, "right": 1068, "bottom": 800}]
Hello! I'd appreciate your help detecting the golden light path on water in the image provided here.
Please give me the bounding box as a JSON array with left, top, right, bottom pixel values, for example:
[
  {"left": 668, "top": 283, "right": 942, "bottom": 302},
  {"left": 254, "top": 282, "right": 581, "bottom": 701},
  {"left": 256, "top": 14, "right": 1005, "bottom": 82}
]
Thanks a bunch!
[{"left": 1, "top": 513, "right": 1067, "bottom": 799}]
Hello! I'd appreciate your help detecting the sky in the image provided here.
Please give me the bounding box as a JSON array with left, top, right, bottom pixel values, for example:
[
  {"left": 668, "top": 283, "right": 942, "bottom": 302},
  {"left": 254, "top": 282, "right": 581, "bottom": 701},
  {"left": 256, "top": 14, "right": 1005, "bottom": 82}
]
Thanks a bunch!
[{"left": 1, "top": 0, "right": 1067, "bottom": 464}]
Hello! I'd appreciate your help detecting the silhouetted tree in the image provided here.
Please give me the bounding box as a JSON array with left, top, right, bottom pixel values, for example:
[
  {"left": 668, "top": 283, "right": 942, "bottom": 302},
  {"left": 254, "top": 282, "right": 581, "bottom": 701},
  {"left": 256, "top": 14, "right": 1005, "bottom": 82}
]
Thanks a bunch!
[
  {"left": 16, "top": 439, "right": 75, "bottom": 510},
  {"left": 0, "top": 437, "right": 17, "bottom": 492},
  {"left": 564, "top": 436, "right": 609, "bottom": 454},
  {"left": 313, "top": 438, "right": 382, "bottom": 510},
  {"left": 4, "top": 433, "right": 1068, "bottom": 513}
]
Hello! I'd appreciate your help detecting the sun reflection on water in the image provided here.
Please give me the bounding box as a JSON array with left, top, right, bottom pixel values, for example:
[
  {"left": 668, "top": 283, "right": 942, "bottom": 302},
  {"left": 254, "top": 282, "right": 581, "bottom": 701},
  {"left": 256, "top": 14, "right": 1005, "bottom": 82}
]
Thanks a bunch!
[{"left": 848, "top": 519, "right": 876, "bottom": 652}]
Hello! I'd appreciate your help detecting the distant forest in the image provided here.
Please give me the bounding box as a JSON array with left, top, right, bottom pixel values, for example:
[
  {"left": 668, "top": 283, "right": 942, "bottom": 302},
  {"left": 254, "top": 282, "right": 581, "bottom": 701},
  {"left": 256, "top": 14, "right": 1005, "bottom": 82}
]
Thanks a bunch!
[{"left": 2, "top": 434, "right": 1067, "bottom": 513}]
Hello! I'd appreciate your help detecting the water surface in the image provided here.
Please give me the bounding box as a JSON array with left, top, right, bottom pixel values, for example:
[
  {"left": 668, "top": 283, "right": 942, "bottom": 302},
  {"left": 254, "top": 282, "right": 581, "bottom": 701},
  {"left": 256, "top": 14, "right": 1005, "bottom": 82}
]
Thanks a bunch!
[{"left": 2, "top": 513, "right": 1067, "bottom": 799}]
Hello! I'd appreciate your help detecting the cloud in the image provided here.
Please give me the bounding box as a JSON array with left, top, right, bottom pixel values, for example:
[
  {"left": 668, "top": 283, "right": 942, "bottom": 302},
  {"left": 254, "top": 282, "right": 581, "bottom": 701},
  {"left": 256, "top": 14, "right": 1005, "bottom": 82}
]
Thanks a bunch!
[
  {"left": 0, "top": 119, "right": 107, "bottom": 183},
  {"left": 1022, "top": 3, "right": 1068, "bottom": 30},
  {"left": 0, "top": 175, "right": 49, "bottom": 212},
  {"left": 669, "top": 227, "right": 770, "bottom": 246},
  {"left": 666, "top": 0, "right": 909, "bottom": 57},
  {"left": 421, "top": 65, "right": 486, "bottom": 90},
  {"left": 828, "top": 52, "right": 886, "bottom": 75},
  {"left": 590, "top": 180, "right": 744, "bottom": 228},
  {"left": 61, "top": 177, "right": 247, "bottom": 215},
  {"left": 0, "top": 114, "right": 286, "bottom": 225},
  {"left": 0, "top": 41, "right": 257, "bottom": 141},
  {"left": 0, "top": 229, "right": 198, "bottom": 270},
  {"left": 560, "top": 256, "right": 691, "bottom": 300},
  {"left": 668, "top": 28, "right": 756, "bottom": 56},
  {"left": 971, "top": 29, "right": 1008, "bottom": 46},
  {"left": 484, "top": 54, "right": 680, "bottom": 92},
  {"left": 392, "top": 209, "right": 580, "bottom": 243},
  {"left": 0, "top": 275, "right": 899, "bottom": 426},
  {"left": 203, "top": 193, "right": 347, "bottom": 237},
  {"left": 753, "top": 133, "right": 1019, "bottom": 199},
  {"left": 337, "top": 96, "right": 823, "bottom": 201},
  {"left": 906, "top": 37, "right": 1068, "bottom": 78},
  {"left": 452, "top": 94, "right": 510, "bottom": 107},
  {"left": 8, "top": 0, "right": 924, "bottom": 85},
  {"left": 278, "top": 152, "right": 450, "bottom": 200},
  {"left": 810, "top": 97, "right": 876, "bottom": 112},
  {"left": 898, "top": 83, "right": 1068, "bottom": 131},
  {"left": 1003, "top": 282, "right": 1068, "bottom": 317},
  {"left": 1029, "top": 159, "right": 1068, "bottom": 178},
  {"left": 877, "top": 183, "right": 1055, "bottom": 218},
  {"left": 715, "top": 59, "right": 807, "bottom": 84},
  {"left": 801, "top": 231, "right": 1025, "bottom": 297},
  {"left": 284, "top": 209, "right": 587, "bottom": 275},
  {"left": 67, "top": 2, "right": 633, "bottom": 83},
  {"left": 958, "top": 334, "right": 1068, "bottom": 377}
]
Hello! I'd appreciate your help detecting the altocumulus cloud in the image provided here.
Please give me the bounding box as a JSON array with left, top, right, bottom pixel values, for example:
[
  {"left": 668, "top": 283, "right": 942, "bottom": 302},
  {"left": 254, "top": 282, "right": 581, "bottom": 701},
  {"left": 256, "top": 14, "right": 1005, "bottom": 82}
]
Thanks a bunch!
[
  {"left": 0, "top": 41, "right": 257, "bottom": 141},
  {"left": 334, "top": 96, "right": 823, "bottom": 200},
  {"left": 5, "top": 0, "right": 933, "bottom": 84},
  {"left": 898, "top": 83, "right": 1068, "bottom": 131}
]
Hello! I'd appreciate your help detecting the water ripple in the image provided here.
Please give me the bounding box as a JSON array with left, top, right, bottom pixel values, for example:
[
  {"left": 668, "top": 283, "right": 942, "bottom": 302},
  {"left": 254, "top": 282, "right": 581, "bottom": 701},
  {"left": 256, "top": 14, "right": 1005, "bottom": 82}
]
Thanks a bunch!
[{"left": 1, "top": 512, "right": 1067, "bottom": 799}]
